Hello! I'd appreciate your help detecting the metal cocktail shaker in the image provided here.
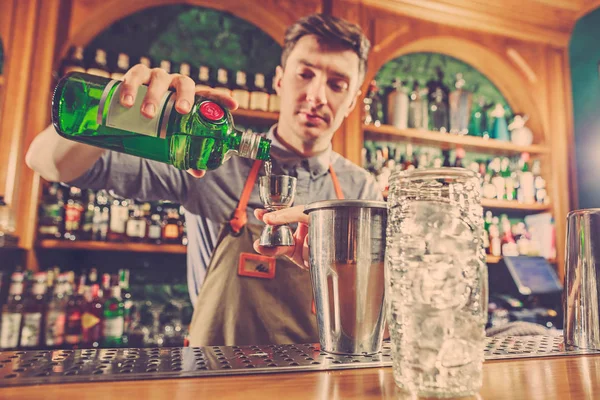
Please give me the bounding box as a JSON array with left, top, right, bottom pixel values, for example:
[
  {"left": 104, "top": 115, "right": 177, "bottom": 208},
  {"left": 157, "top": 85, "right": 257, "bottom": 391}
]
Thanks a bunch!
[{"left": 304, "top": 200, "right": 387, "bottom": 355}]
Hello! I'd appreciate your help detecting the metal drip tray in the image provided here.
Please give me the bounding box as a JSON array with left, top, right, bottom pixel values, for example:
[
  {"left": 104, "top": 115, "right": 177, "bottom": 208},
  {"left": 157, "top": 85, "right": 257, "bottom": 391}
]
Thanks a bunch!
[{"left": 1, "top": 336, "right": 598, "bottom": 387}]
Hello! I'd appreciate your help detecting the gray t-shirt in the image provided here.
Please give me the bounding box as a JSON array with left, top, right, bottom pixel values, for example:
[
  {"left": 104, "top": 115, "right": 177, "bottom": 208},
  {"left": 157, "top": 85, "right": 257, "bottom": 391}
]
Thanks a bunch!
[{"left": 68, "top": 126, "right": 382, "bottom": 305}]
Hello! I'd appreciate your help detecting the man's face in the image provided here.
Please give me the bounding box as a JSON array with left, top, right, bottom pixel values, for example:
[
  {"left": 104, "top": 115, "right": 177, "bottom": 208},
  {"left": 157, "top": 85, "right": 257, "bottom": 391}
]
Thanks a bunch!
[{"left": 274, "top": 35, "right": 362, "bottom": 152}]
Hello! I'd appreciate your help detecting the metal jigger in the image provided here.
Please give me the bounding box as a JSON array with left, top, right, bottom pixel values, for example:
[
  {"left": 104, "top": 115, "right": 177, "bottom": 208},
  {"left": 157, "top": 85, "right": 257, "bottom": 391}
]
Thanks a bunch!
[{"left": 258, "top": 175, "right": 297, "bottom": 247}]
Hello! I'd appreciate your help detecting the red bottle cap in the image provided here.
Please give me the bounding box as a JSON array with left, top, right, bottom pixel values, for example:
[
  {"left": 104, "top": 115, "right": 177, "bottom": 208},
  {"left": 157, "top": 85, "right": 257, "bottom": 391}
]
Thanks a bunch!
[{"left": 199, "top": 101, "right": 225, "bottom": 122}]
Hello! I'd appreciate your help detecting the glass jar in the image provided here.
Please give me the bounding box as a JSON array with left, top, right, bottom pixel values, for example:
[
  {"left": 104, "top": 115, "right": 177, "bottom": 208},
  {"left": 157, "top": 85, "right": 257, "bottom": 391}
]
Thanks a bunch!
[{"left": 385, "top": 167, "right": 488, "bottom": 397}]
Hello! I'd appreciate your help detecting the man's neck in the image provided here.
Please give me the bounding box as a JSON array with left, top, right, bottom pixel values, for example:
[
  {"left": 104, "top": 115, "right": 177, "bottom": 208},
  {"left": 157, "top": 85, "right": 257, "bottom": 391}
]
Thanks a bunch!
[{"left": 274, "top": 125, "right": 328, "bottom": 158}]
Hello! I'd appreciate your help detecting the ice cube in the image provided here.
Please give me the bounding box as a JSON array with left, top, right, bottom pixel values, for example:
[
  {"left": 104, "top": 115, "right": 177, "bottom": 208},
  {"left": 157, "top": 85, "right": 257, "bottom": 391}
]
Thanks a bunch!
[{"left": 437, "top": 339, "right": 476, "bottom": 368}]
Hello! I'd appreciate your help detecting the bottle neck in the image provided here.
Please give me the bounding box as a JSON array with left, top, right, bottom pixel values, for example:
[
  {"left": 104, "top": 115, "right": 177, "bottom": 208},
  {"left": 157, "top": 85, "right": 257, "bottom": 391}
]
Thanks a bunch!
[{"left": 238, "top": 130, "right": 266, "bottom": 160}]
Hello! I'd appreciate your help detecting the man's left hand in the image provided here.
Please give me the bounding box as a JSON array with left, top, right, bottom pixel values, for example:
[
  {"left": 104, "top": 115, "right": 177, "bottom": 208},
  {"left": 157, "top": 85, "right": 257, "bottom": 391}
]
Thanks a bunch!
[{"left": 253, "top": 205, "right": 310, "bottom": 269}]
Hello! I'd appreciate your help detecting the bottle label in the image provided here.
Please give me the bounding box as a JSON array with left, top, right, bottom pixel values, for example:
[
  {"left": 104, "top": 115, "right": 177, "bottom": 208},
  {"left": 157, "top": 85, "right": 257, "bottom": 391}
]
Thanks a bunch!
[
  {"left": 103, "top": 316, "right": 124, "bottom": 338},
  {"left": 0, "top": 313, "right": 22, "bottom": 348},
  {"left": 148, "top": 225, "right": 161, "bottom": 239},
  {"left": 65, "top": 204, "right": 83, "bottom": 231},
  {"left": 45, "top": 311, "right": 66, "bottom": 346},
  {"left": 81, "top": 312, "right": 101, "bottom": 330},
  {"left": 126, "top": 220, "right": 147, "bottom": 238},
  {"left": 110, "top": 205, "right": 129, "bottom": 234},
  {"left": 268, "top": 94, "right": 281, "bottom": 112},
  {"left": 102, "top": 82, "right": 174, "bottom": 139},
  {"left": 250, "top": 92, "right": 269, "bottom": 111},
  {"left": 232, "top": 90, "right": 250, "bottom": 110},
  {"left": 20, "top": 313, "right": 42, "bottom": 347},
  {"left": 164, "top": 224, "right": 179, "bottom": 239}
]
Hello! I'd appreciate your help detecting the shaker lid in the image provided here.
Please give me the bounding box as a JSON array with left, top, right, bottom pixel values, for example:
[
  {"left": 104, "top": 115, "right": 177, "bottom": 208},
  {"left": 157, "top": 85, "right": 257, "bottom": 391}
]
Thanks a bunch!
[{"left": 304, "top": 199, "right": 386, "bottom": 214}]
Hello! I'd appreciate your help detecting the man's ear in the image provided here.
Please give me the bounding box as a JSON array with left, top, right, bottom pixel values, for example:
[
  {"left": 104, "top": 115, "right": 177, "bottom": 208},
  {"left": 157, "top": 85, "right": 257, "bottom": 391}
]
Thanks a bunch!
[
  {"left": 274, "top": 66, "right": 284, "bottom": 96},
  {"left": 345, "top": 89, "right": 362, "bottom": 117}
]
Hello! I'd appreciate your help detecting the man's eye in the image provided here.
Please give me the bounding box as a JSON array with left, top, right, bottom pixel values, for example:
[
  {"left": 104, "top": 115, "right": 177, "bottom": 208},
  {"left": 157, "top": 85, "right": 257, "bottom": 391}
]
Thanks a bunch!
[
  {"left": 299, "top": 72, "right": 313, "bottom": 79},
  {"left": 330, "top": 80, "right": 349, "bottom": 92}
]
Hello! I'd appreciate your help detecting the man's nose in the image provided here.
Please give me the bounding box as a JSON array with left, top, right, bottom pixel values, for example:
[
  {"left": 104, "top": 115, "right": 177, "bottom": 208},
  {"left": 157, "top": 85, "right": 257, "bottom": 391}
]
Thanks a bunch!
[{"left": 305, "top": 77, "right": 327, "bottom": 107}]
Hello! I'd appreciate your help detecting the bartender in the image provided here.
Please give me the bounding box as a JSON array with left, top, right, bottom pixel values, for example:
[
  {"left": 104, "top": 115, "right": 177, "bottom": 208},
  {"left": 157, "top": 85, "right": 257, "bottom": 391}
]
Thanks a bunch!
[{"left": 26, "top": 13, "right": 381, "bottom": 346}]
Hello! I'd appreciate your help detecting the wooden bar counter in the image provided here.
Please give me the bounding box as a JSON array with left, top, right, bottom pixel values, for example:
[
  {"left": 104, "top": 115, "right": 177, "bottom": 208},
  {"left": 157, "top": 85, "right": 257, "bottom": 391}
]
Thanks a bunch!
[{"left": 1, "top": 354, "right": 599, "bottom": 400}]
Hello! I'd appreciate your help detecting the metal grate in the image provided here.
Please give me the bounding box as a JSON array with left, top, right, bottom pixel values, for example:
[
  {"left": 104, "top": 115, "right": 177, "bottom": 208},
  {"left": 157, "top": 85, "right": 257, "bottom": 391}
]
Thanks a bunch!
[{"left": 0, "top": 336, "right": 598, "bottom": 387}]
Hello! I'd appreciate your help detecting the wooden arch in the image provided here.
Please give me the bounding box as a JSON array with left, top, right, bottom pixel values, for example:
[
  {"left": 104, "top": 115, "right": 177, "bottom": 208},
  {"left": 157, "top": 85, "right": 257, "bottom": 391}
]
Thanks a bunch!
[
  {"left": 365, "top": 35, "right": 545, "bottom": 143},
  {"left": 57, "top": 0, "right": 302, "bottom": 62}
]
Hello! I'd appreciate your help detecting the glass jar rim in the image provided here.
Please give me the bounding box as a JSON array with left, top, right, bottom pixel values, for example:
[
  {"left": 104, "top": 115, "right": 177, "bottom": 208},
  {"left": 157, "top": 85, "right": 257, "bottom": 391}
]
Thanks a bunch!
[{"left": 390, "top": 167, "right": 479, "bottom": 182}]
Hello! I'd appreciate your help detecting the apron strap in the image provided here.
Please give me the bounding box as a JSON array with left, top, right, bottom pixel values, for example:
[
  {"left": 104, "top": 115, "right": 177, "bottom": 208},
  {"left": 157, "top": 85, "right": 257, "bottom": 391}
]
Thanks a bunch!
[
  {"left": 230, "top": 160, "right": 263, "bottom": 234},
  {"left": 229, "top": 160, "right": 344, "bottom": 232},
  {"left": 329, "top": 164, "right": 344, "bottom": 200}
]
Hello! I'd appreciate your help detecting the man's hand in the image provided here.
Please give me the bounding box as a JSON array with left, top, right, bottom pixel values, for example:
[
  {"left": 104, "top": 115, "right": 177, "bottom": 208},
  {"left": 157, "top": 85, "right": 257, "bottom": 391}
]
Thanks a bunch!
[
  {"left": 253, "top": 205, "right": 310, "bottom": 269},
  {"left": 119, "top": 63, "right": 239, "bottom": 178}
]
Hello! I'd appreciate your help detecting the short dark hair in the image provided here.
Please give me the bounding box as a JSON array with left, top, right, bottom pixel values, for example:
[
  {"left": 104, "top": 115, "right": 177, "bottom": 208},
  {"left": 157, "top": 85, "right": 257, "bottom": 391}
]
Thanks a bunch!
[{"left": 281, "top": 14, "right": 371, "bottom": 78}]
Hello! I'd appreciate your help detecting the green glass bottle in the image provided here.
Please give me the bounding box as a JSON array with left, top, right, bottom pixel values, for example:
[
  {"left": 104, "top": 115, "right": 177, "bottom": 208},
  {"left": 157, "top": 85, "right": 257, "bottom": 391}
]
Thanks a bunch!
[
  {"left": 102, "top": 286, "right": 124, "bottom": 348},
  {"left": 52, "top": 72, "right": 271, "bottom": 170}
]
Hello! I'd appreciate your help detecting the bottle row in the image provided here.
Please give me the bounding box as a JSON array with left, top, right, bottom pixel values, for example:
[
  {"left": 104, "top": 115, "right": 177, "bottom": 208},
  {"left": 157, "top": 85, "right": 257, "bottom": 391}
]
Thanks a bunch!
[
  {"left": 0, "top": 268, "right": 132, "bottom": 350},
  {"left": 363, "top": 71, "right": 533, "bottom": 146},
  {"left": 484, "top": 211, "right": 556, "bottom": 260},
  {"left": 363, "top": 142, "right": 549, "bottom": 205},
  {"left": 38, "top": 183, "right": 187, "bottom": 245},
  {"left": 60, "top": 47, "right": 280, "bottom": 113}
]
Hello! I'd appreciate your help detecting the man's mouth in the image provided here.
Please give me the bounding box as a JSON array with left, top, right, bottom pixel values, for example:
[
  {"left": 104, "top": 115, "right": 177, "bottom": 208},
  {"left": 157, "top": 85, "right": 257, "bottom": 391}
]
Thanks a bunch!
[{"left": 298, "top": 111, "right": 327, "bottom": 124}]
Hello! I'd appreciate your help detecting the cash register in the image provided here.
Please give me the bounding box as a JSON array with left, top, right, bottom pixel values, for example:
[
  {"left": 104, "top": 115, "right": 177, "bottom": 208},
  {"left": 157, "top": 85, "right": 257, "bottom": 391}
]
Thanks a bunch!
[{"left": 487, "top": 256, "right": 563, "bottom": 330}]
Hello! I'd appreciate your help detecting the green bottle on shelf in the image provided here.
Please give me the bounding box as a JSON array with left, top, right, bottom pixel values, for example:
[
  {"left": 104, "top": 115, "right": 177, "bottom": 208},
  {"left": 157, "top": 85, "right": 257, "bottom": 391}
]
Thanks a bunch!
[
  {"left": 52, "top": 72, "right": 271, "bottom": 170},
  {"left": 102, "top": 286, "right": 125, "bottom": 348}
]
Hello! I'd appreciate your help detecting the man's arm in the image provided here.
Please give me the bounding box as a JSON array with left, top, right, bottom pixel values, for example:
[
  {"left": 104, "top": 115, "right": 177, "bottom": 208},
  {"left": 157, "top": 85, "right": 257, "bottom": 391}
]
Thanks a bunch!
[{"left": 25, "top": 124, "right": 106, "bottom": 183}]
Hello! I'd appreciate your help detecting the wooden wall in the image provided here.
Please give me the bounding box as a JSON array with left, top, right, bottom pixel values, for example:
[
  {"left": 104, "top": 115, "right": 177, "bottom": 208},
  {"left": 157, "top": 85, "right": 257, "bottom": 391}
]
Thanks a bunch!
[{"left": 0, "top": 0, "right": 581, "bottom": 279}]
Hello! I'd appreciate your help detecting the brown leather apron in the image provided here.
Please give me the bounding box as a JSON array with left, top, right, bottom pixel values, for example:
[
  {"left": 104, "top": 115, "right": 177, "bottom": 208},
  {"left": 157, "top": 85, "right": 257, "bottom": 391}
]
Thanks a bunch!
[{"left": 189, "top": 160, "right": 344, "bottom": 346}]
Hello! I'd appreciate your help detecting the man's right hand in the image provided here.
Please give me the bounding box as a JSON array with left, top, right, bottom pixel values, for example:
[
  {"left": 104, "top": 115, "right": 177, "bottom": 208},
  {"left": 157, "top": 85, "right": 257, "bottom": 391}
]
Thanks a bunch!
[{"left": 119, "top": 64, "right": 239, "bottom": 178}]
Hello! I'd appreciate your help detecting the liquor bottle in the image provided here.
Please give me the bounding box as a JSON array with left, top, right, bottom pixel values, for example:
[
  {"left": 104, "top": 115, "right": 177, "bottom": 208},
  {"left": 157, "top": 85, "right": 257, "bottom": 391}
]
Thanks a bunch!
[
  {"left": 52, "top": 73, "right": 272, "bottom": 170},
  {"left": 501, "top": 158, "right": 516, "bottom": 201},
  {"left": 363, "top": 81, "right": 376, "bottom": 125},
  {"left": 19, "top": 272, "right": 47, "bottom": 348},
  {"left": 532, "top": 160, "right": 548, "bottom": 204},
  {"left": 231, "top": 71, "right": 250, "bottom": 110},
  {"left": 426, "top": 67, "right": 449, "bottom": 110},
  {"left": 160, "top": 60, "right": 171, "bottom": 74},
  {"left": 107, "top": 197, "right": 130, "bottom": 242},
  {"left": 0, "top": 272, "right": 25, "bottom": 349},
  {"left": 61, "top": 46, "right": 86, "bottom": 77},
  {"left": 64, "top": 274, "right": 86, "bottom": 347},
  {"left": 469, "top": 97, "right": 486, "bottom": 137},
  {"left": 268, "top": 75, "right": 280, "bottom": 113},
  {"left": 490, "top": 104, "right": 510, "bottom": 141},
  {"left": 81, "top": 284, "right": 103, "bottom": 348},
  {"left": 38, "top": 183, "right": 65, "bottom": 240},
  {"left": 178, "top": 62, "right": 191, "bottom": 78},
  {"left": 408, "top": 81, "right": 428, "bottom": 130},
  {"left": 44, "top": 275, "right": 67, "bottom": 348},
  {"left": 139, "top": 56, "right": 152, "bottom": 69},
  {"left": 92, "top": 190, "right": 110, "bottom": 241},
  {"left": 80, "top": 189, "right": 96, "bottom": 241},
  {"left": 102, "top": 286, "right": 124, "bottom": 348},
  {"left": 118, "top": 269, "right": 133, "bottom": 338},
  {"left": 517, "top": 153, "right": 535, "bottom": 204},
  {"left": 249, "top": 73, "right": 269, "bottom": 111},
  {"left": 125, "top": 204, "right": 147, "bottom": 242},
  {"left": 162, "top": 207, "right": 183, "bottom": 244},
  {"left": 87, "top": 49, "right": 110, "bottom": 78},
  {"left": 386, "top": 78, "right": 409, "bottom": 129},
  {"left": 88, "top": 268, "right": 99, "bottom": 287},
  {"left": 454, "top": 148, "right": 465, "bottom": 168},
  {"left": 490, "top": 158, "right": 505, "bottom": 201},
  {"left": 448, "top": 73, "right": 473, "bottom": 135},
  {"left": 429, "top": 87, "right": 449, "bottom": 133},
  {"left": 147, "top": 212, "right": 163, "bottom": 244},
  {"left": 214, "top": 68, "right": 231, "bottom": 96},
  {"left": 64, "top": 186, "right": 84, "bottom": 240},
  {"left": 110, "top": 53, "right": 130, "bottom": 80},
  {"left": 196, "top": 65, "right": 211, "bottom": 90},
  {"left": 488, "top": 217, "right": 502, "bottom": 257},
  {"left": 500, "top": 214, "right": 519, "bottom": 256}
]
